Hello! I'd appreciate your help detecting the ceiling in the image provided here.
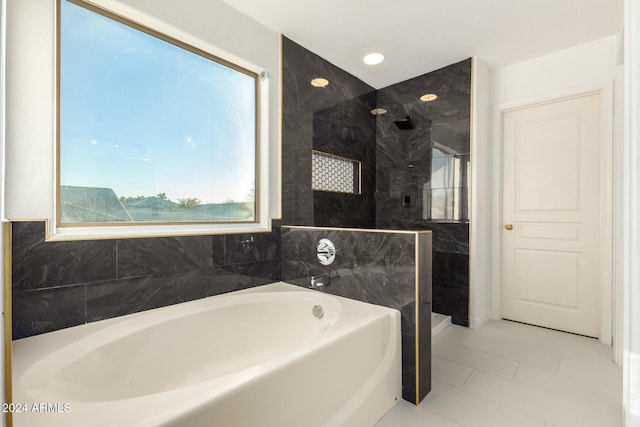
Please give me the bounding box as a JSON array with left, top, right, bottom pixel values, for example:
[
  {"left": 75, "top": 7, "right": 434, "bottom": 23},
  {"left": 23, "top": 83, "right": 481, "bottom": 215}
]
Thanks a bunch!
[{"left": 220, "top": 0, "right": 622, "bottom": 89}]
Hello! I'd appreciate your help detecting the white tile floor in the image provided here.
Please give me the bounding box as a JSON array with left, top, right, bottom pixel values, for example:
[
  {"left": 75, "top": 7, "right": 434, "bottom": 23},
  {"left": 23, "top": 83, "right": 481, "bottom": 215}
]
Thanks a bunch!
[{"left": 374, "top": 320, "right": 623, "bottom": 427}]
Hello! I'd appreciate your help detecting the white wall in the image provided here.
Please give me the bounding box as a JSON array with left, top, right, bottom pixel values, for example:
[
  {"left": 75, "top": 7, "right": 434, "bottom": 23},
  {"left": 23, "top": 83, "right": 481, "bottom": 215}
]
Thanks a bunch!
[
  {"left": 5, "top": 0, "right": 281, "bottom": 236},
  {"left": 492, "top": 35, "right": 618, "bottom": 106},
  {"left": 487, "top": 35, "right": 619, "bottom": 341},
  {"left": 5, "top": 0, "right": 54, "bottom": 220},
  {"left": 623, "top": 0, "right": 640, "bottom": 424},
  {"left": 470, "top": 57, "right": 492, "bottom": 328}
]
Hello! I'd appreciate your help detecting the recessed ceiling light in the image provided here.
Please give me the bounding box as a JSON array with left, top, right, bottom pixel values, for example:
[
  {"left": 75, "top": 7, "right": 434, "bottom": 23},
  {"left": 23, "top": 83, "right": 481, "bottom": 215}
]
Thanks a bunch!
[
  {"left": 310, "top": 77, "right": 329, "bottom": 88},
  {"left": 370, "top": 108, "right": 388, "bottom": 115},
  {"left": 420, "top": 93, "right": 438, "bottom": 102},
  {"left": 363, "top": 52, "right": 384, "bottom": 65}
]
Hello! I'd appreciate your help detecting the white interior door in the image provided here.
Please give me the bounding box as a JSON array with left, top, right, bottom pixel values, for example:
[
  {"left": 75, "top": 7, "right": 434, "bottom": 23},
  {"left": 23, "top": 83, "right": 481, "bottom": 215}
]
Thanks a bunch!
[{"left": 502, "top": 93, "right": 601, "bottom": 337}]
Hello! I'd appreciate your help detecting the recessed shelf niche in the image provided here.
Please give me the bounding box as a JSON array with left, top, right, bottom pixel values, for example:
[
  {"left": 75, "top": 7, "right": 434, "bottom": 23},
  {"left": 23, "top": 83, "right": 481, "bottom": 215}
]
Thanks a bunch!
[{"left": 311, "top": 150, "right": 361, "bottom": 194}]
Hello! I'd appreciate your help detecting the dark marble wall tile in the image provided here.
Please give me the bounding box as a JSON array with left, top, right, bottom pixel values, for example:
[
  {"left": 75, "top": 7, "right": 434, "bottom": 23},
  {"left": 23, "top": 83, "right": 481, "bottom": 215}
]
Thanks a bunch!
[
  {"left": 313, "top": 192, "right": 376, "bottom": 229},
  {"left": 224, "top": 230, "right": 280, "bottom": 265},
  {"left": 287, "top": 267, "right": 415, "bottom": 310},
  {"left": 375, "top": 59, "right": 471, "bottom": 228},
  {"left": 117, "top": 236, "right": 220, "bottom": 278},
  {"left": 282, "top": 35, "right": 470, "bottom": 328},
  {"left": 12, "top": 221, "right": 116, "bottom": 290},
  {"left": 210, "top": 260, "right": 282, "bottom": 296},
  {"left": 282, "top": 228, "right": 416, "bottom": 283},
  {"left": 281, "top": 36, "right": 376, "bottom": 228},
  {"left": 282, "top": 36, "right": 470, "bottom": 326},
  {"left": 433, "top": 285, "right": 469, "bottom": 327},
  {"left": 433, "top": 252, "right": 470, "bottom": 290},
  {"left": 430, "top": 249, "right": 469, "bottom": 326},
  {"left": 12, "top": 221, "right": 281, "bottom": 339},
  {"left": 400, "top": 300, "right": 417, "bottom": 402},
  {"left": 418, "top": 300, "right": 432, "bottom": 401},
  {"left": 12, "top": 285, "right": 87, "bottom": 339},
  {"left": 426, "top": 222, "right": 469, "bottom": 254},
  {"left": 281, "top": 226, "right": 431, "bottom": 404},
  {"left": 86, "top": 269, "right": 209, "bottom": 322},
  {"left": 312, "top": 92, "right": 377, "bottom": 228},
  {"left": 417, "top": 232, "right": 432, "bottom": 399},
  {"left": 375, "top": 59, "right": 472, "bottom": 327},
  {"left": 374, "top": 221, "right": 468, "bottom": 326}
]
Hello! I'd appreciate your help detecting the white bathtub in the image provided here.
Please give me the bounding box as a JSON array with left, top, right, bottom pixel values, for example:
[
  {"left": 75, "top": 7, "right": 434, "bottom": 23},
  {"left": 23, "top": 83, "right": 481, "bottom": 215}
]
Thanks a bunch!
[{"left": 12, "top": 282, "right": 401, "bottom": 427}]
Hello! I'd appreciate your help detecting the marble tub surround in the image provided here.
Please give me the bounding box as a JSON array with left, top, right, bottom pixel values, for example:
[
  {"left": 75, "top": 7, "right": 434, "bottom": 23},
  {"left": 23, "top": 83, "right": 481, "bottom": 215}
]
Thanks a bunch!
[
  {"left": 375, "top": 59, "right": 472, "bottom": 327},
  {"left": 281, "top": 225, "right": 432, "bottom": 404},
  {"left": 281, "top": 36, "right": 377, "bottom": 228},
  {"left": 11, "top": 220, "right": 281, "bottom": 339},
  {"left": 367, "top": 223, "right": 468, "bottom": 326}
]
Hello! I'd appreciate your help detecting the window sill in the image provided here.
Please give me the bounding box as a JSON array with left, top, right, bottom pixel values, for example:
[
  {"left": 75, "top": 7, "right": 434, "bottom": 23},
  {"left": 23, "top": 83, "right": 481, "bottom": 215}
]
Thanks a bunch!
[{"left": 47, "top": 218, "right": 276, "bottom": 241}]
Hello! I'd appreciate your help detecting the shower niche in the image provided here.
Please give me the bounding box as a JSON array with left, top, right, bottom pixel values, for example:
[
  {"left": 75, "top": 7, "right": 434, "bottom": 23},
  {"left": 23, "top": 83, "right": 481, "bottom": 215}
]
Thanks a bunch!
[
  {"left": 311, "top": 150, "right": 361, "bottom": 195},
  {"left": 424, "top": 143, "right": 470, "bottom": 222}
]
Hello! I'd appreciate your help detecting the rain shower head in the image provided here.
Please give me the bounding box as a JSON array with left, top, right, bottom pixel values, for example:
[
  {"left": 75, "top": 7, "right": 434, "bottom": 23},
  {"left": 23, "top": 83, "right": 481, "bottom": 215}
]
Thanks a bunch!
[{"left": 394, "top": 116, "right": 414, "bottom": 130}]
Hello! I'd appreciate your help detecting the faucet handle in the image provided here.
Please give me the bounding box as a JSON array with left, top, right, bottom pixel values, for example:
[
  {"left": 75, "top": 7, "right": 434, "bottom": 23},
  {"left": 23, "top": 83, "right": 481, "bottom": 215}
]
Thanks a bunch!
[{"left": 316, "top": 238, "right": 336, "bottom": 265}]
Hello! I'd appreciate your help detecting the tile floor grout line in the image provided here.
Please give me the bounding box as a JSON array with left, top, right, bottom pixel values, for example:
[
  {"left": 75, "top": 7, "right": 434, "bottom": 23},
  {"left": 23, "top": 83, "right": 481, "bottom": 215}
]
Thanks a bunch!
[
  {"left": 456, "top": 337, "right": 526, "bottom": 364},
  {"left": 434, "top": 350, "right": 518, "bottom": 381},
  {"left": 457, "top": 376, "right": 552, "bottom": 427},
  {"left": 458, "top": 340, "right": 560, "bottom": 372},
  {"left": 460, "top": 367, "right": 475, "bottom": 387},
  {"left": 459, "top": 368, "right": 622, "bottom": 427},
  {"left": 433, "top": 378, "right": 550, "bottom": 427},
  {"left": 422, "top": 407, "right": 466, "bottom": 427},
  {"left": 510, "top": 361, "right": 521, "bottom": 380},
  {"left": 375, "top": 320, "right": 622, "bottom": 427}
]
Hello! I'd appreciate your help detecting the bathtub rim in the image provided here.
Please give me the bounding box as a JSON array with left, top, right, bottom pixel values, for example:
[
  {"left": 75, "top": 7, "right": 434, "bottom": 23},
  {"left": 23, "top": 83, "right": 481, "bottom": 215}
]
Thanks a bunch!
[
  {"left": 12, "top": 281, "right": 402, "bottom": 427},
  {"left": 13, "top": 282, "right": 400, "bottom": 400}
]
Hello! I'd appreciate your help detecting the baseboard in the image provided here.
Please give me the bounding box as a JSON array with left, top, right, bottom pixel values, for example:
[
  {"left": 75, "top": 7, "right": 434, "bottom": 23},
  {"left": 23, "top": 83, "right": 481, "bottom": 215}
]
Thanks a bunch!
[{"left": 470, "top": 310, "right": 491, "bottom": 330}]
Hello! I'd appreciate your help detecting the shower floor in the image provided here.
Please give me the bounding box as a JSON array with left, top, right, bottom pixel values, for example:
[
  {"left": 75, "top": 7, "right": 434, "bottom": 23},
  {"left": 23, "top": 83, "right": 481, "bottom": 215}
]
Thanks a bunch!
[{"left": 431, "top": 312, "right": 451, "bottom": 337}]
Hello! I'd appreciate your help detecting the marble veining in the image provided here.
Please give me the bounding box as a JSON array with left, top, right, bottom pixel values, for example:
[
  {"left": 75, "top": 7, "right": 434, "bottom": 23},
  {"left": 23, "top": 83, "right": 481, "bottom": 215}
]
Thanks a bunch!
[
  {"left": 12, "top": 285, "right": 87, "bottom": 340},
  {"left": 282, "top": 37, "right": 376, "bottom": 228},
  {"left": 11, "top": 221, "right": 281, "bottom": 339},
  {"left": 117, "top": 235, "right": 221, "bottom": 279},
  {"left": 224, "top": 231, "right": 281, "bottom": 265},
  {"left": 282, "top": 37, "right": 472, "bottom": 327},
  {"left": 12, "top": 221, "right": 116, "bottom": 290},
  {"left": 86, "top": 269, "right": 209, "bottom": 322},
  {"left": 375, "top": 59, "right": 471, "bottom": 229},
  {"left": 375, "top": 59, "right": 471, "bottom": 326},
  {"left": 280, "top": 36, "right": 467, "bottom": 401},
  {"left": 281, "top": 226, "right": 431, "bottom": 403}
]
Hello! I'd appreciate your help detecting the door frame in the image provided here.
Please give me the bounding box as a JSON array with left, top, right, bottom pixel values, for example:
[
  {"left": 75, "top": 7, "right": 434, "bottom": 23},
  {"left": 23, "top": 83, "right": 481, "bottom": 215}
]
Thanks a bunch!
[{"left": 491, "top": 84, "right": 615, "bottom": 346}]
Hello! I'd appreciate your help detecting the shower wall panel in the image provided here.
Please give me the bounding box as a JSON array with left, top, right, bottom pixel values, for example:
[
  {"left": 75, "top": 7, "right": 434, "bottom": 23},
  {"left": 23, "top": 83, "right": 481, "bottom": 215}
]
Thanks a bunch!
[
  {"left": 281, "top": 37, "right": 377, "bottom": 228},
  {"left": 375, "top": 59, "right": 472, "bottom": 326}
]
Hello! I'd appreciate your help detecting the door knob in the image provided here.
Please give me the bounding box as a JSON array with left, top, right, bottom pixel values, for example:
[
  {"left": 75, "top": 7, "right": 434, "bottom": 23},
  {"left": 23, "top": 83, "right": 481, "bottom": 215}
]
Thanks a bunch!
[{"left": 504, "top": 224, "right": 513, "bottom": 231}]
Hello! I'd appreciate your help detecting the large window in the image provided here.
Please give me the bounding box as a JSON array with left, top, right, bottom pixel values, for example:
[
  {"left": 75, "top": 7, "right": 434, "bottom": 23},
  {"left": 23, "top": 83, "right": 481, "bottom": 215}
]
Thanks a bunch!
[{"left": 58, "top": 0, "right": 258, "bottom": 226}]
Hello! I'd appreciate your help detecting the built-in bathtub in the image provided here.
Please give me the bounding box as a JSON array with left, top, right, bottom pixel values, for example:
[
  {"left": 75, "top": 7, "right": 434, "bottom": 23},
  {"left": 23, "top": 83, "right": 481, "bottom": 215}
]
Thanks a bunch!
[{"left": 13, "top": 282, "right": 401, "bottom": 427}]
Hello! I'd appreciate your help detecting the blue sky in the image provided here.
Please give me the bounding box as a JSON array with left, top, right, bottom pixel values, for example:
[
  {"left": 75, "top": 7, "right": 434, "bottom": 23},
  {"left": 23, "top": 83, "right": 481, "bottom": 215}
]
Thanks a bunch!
[{"left": 60, "top": 0, "right": 256, "bottom": 204}]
